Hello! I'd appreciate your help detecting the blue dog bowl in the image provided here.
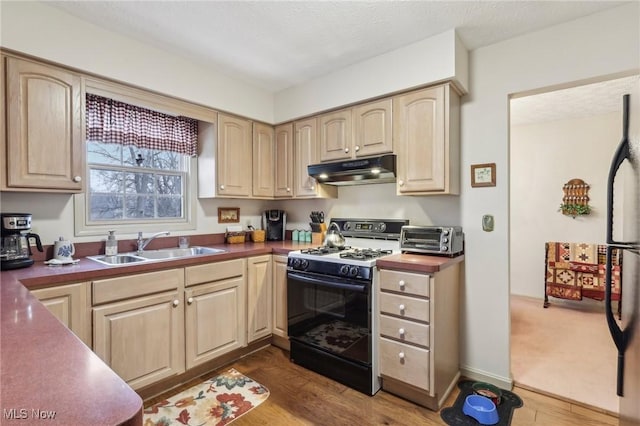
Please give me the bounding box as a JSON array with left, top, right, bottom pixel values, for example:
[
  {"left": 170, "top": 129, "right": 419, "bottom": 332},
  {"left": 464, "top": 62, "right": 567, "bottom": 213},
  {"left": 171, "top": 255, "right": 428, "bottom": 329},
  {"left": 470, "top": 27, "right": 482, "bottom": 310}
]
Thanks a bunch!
[{"left": 462, "top": 395, "right": 499, "bottom": 425}]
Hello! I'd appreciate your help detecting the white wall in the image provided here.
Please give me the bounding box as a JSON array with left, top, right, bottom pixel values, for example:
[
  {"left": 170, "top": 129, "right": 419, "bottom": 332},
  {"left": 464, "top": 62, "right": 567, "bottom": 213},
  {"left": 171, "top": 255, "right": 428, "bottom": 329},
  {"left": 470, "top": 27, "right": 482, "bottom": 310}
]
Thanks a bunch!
[
  {"left": 0, "top": 1, "right": 274, "bottom": 123},
  {"left": 509, "top": 113, "right": 620, "bottom": 298},
  {"left": 461, "top": 4, "right": 639, "bottom": 385}
]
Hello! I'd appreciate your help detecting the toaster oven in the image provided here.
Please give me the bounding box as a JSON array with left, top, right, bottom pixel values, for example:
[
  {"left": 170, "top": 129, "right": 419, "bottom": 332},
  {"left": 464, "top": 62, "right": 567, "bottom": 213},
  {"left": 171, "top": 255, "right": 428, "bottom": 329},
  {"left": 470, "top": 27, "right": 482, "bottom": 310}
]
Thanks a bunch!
[{"left": 400, "top": 226, "right": 464, "bottom": 256}]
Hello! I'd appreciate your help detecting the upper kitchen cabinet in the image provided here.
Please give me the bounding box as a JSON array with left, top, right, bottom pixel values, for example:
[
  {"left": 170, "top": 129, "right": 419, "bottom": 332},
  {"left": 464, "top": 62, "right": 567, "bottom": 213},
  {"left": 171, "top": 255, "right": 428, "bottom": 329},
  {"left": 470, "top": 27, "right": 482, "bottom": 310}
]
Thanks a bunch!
[
  {"left": 217, "top": 113, "right": 252, "bottom": 197},
  {"left": 252, "top": 122, "right": 275, "bottom": 198},
  {"left": 294, "top": 118, "right": 337, "bottom": 199},
  {"left": 274, "top": 123, "right": 294, "bottom": 198},
  {"left": 318, "top": 108, "right": 352, "bottom": 162},
  {"left": 353, "top": 99, "right": 394, "bottom": 158},
  {"left": 393, "top": 84, "right": 460, "bottom": 195},
  {"left": 3, "top": 56, "right": 83, "bottom": 192}
]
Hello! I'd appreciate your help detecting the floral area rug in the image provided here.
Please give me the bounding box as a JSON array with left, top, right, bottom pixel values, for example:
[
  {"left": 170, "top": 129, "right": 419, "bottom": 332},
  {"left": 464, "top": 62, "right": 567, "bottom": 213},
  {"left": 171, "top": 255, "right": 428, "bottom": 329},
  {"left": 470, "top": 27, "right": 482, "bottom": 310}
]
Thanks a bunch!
[{"left": 144, "top": 368, "right": 269, "bottom": 426}]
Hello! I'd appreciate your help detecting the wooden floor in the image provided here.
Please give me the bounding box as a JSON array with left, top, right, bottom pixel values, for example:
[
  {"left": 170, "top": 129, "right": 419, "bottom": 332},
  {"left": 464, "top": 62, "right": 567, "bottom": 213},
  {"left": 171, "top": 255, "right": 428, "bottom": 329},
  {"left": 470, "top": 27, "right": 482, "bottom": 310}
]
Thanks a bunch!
[{"left": 144, "top": 345, "right": 618, "bottom": 425}]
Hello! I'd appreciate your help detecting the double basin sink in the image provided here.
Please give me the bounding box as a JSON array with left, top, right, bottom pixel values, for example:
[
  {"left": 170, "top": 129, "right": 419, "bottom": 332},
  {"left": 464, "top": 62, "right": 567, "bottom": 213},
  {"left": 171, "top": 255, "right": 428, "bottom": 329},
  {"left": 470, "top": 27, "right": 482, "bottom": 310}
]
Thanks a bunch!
[{"left": 88, "top": 246, "right": 226, "bottom": 266}]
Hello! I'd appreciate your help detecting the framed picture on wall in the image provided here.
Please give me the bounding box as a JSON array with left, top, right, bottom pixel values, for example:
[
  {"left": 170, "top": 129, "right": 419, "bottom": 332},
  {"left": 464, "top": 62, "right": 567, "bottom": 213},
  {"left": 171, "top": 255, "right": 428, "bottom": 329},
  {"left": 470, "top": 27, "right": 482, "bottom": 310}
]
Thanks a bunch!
[
  {"left": 471, "top": 163, "right": 496, "bottom": 187},
  {"left": 218, "top": 207, "right": 240, "bottom": 223}
]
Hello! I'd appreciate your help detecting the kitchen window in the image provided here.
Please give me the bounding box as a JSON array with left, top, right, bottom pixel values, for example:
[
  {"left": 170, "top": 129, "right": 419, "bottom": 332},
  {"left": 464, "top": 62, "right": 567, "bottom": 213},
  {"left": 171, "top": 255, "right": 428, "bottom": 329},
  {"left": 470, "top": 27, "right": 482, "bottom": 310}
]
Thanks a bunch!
[{"left": 75, "top": 93, "right": 199, "bottom": 236}]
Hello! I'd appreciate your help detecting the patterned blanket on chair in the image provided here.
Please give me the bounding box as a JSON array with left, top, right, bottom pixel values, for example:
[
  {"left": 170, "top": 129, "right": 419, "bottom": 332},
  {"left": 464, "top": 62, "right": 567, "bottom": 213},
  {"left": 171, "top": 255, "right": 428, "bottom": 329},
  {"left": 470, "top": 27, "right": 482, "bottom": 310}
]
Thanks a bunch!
[{"left": 545, "top": 242, "right": 622, "bottom": 301}]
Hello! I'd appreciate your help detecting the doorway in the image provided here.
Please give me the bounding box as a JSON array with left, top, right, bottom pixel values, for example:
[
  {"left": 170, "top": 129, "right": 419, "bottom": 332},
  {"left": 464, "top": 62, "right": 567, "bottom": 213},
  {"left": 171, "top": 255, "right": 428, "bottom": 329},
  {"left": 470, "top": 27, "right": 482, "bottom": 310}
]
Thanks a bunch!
[{"left": 508, "top": 75, "right": 639, "bottom": 414}]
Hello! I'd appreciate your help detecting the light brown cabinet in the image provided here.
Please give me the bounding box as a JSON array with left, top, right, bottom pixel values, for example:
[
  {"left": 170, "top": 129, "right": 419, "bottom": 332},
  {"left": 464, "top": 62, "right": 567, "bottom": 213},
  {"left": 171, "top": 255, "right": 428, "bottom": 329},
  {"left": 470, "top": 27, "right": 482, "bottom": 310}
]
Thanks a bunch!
[
  {"left": 3, "top": 56, "right": 83, "bottom": 192},
  {"left": 274, "top": 123, "right": 294, "bottom": 198},
  {"left": 247, "top": 255, "right": 273, "bottom": 343},
  {"left": 271, "top": 255, "right": 289, "bottom": 349},
  {"left": 318, "top": 100, "right": 393, "bottom": 163},
  {"left": 252, "top": 122, "right": 275, "bottom": 198},
  {"left": 354, "top": 98, "right": 393, "bottom": 158},
  {"left": 217, "top": 113, "right": 252, "bottom": 197},
  {"left": 319, "top": 108, "right": 353, "bottom": 162},
  {"left": 184, "top": 259, "right": 247, "bottom": 369},
  {"left": 30, "top": 282, "right": 91, "bottom": 347},
  {"left": 377, "top": 264, "right": 460, "bottom": 410},
  {"left": 92, "top": 269, "right": 186, "bottom": 390},
  {"left": 294, "top": 118, "right": 337, "bottom": 199},
  {"left": 393, "top": 84, "right": 460, "bottom": 195}
]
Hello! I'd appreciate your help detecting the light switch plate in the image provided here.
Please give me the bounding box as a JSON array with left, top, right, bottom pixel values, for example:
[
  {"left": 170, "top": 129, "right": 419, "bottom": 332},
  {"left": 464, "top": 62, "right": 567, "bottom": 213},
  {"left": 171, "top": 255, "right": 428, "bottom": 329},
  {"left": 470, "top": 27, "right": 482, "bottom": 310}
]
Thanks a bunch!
[{"left": 482, "top": 215, "right": 494, "bottom": 232}]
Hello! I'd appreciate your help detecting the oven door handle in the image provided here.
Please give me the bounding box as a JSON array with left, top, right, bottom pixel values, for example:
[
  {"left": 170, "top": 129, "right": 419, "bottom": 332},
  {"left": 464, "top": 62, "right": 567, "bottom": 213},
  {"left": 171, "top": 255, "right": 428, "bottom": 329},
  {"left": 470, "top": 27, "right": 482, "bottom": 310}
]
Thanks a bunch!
[{"left": 287, "top": 272, "right": 367, "bottom": 293}]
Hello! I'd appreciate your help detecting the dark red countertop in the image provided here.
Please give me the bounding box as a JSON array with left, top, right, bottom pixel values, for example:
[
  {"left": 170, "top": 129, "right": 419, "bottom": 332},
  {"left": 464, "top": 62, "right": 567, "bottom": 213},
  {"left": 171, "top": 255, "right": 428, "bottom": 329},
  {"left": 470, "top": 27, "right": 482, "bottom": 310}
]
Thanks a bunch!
[
  {"left": 0, "top": 240, "right": 311, "bottom": 425},
  {"left": 376, "top": 252, "right": 464, "bottom": 273}
]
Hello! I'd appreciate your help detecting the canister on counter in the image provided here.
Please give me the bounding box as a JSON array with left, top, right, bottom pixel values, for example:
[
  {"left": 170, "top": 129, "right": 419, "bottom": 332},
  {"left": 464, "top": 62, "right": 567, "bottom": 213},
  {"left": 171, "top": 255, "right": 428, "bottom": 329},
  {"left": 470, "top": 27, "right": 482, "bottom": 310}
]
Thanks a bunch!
[{"left": 292, "top": 229, "right": 299, "bottom": 242}]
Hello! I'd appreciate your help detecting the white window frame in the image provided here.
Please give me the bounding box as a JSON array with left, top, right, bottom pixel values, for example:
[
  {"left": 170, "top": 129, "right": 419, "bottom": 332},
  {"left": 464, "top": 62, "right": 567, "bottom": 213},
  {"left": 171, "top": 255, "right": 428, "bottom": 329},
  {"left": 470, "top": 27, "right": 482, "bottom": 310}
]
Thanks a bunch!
[{"left": 74, "top": 78, "right": 217, "bottom": 237}]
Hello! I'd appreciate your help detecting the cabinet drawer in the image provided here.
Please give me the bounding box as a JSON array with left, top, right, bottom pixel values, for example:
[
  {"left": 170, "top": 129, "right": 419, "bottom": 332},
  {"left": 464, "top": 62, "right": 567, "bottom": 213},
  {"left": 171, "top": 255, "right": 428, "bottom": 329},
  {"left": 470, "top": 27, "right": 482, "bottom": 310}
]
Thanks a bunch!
[
  {"left": 379, "top": 337, "right": 430, "bottom": 391},
  {"left": 93, "top": 269, "right": 183, "bottom": 305},
  {"left": 185, "top": 258, "right": 245, "bottom": 286},
  {"left": 379, "top": 314, "right": 429, "bottom": 347},
  {"left": 379, "top": 269, "right": 430, "bottom": 297},
  {"left": 379, "top": 292, "right": 429, "bottom": 322}
]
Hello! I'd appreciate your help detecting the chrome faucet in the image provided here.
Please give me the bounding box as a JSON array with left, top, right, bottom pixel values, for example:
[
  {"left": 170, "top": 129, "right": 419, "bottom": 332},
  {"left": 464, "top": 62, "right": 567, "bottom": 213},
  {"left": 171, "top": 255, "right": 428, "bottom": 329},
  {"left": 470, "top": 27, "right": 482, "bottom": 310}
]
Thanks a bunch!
[{"left": 137, "top": 231, "right": 170, "bottom": 255}]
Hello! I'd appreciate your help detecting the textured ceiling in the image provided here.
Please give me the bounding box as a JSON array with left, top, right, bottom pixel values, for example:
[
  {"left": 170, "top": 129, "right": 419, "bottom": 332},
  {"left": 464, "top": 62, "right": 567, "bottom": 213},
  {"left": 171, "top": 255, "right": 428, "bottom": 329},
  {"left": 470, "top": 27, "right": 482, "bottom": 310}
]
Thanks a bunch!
[
  {"left": 46, "top": 1, "right": 627, "bottom": 92},
  {"left": 511, "top": 75, "right": 640, "bottom": 126}
]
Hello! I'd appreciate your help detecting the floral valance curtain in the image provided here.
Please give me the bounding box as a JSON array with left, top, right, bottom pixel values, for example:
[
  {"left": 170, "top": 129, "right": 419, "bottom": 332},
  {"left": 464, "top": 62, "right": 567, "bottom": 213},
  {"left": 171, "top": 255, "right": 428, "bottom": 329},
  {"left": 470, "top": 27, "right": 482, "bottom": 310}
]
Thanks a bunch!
[{"left": 86, "top": 93, "right": 198, "bottom": 156}]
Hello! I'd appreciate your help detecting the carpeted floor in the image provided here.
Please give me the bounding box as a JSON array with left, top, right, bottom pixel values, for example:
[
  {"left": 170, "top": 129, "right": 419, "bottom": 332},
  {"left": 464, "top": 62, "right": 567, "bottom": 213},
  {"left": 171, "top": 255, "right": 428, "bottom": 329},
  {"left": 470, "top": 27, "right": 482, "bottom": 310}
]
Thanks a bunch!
[{"left": 510, "top": 295, "right": 619, "bottom": 414}]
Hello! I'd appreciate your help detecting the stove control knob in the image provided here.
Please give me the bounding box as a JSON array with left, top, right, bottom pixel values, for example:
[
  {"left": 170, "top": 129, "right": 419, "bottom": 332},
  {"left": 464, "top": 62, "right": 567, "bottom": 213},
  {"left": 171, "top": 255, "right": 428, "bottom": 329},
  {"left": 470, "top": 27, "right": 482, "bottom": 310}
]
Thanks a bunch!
[
  {"left": 292, "top": 258, "right": 301, "bottom": 269},
  {"left": 300, "top": 259, "right": 309, "bottom": 270},
  {"left": 379, "top": 223, "right": 386, "bottom": 232},
  {"left": 349, "top": 266, "right": 359, "bottom": 277},
  {"left": 339, "top": 265, "right": 350, "bottom": 276}
]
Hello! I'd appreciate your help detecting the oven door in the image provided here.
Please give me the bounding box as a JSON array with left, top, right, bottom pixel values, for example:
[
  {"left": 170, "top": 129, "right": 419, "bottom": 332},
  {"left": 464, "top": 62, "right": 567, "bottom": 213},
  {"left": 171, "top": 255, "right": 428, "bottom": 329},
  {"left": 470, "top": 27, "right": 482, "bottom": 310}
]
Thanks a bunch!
[{"left": 287, "top": 270, "right": 371, "bottom": 366}]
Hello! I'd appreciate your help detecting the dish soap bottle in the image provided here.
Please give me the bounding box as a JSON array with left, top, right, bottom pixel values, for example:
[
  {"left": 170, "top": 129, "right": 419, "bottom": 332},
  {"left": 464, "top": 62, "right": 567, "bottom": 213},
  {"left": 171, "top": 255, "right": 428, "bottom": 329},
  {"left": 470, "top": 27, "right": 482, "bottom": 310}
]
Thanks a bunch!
[{"left": 105, "top": 230, "right": 118, "bottom": 256}]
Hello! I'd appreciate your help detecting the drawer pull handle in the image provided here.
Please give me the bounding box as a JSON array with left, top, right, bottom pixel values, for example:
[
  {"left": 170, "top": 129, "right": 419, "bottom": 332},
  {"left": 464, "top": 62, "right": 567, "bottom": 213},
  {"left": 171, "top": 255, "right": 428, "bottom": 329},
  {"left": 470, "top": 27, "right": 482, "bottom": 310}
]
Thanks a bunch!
[
  {"left": 399, "top": 304, "right": 405, "bottom": 312},
  {"left": 187, "top": 297, "right": 194, "bottom": 305},
  {"left": 398, "top": 280, "right": 405, "bottom": 289},
  {"left": 399, "top": 328, "right": 405, "bottom": 336},
  {"left": 172, "top": 299, "right": 180, "bottom": 307},
  {"left": 398, "top": 352, "right": 405, "bottom": 360}
]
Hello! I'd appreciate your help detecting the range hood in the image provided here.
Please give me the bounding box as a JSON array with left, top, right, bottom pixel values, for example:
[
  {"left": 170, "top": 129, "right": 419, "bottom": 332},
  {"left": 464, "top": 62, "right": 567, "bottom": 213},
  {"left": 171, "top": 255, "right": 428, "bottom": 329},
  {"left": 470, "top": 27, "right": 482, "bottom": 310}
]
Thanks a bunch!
[{"left": 307, "top": 154, "right": 396, "bottom": 186}]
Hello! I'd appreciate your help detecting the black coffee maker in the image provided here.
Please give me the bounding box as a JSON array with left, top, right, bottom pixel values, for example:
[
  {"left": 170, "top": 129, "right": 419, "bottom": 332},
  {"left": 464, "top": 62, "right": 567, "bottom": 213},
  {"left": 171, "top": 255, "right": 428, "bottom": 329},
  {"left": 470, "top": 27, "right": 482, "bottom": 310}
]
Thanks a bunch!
[
  {"left": 262, "top": 210, "right": 286, "bottom": 241},
  {"left": 1, "top": 213, "right": 43, "bottom": 270}
]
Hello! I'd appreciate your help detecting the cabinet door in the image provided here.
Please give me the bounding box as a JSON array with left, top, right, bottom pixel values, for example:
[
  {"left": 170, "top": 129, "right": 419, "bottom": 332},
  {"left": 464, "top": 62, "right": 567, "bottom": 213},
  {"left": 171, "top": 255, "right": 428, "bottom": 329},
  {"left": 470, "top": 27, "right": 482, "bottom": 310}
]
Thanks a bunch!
[
  {"left": 394, "top": 85, "right": 450, "bottom": 194},
  {"left": 252, "top": 122, "right": 274, "bottom": 198},
  {"left": 5, "top": 57, "right": 82, "bottom": 191},
  {"left": 247, "top": 255, "right": 273, "bottom": 343},
  {"left": 93, "top": 291, "right": 185, "bottom": 390},
  {"left": 272, "top": 255, "right": 288, "bottom": 340},
  {"left": 294, "top": 118, "right": 319, "bottom": 197},
  {"left": 31, "top": 282, "right": 91, "bottom": 347},
  {"left": 319, "top": 109, "right": 352, "bottom": 162},
  {"left": 354, "top": 98, "right": 393, "bottom": 157},
  {"left": 185, "top": 276, "right": 246, "bottom": 369},
  {"left": 274, "top": 123, "right": 294, "bottom": 198},
  {"left": 217, "top": 113, "right": 252, "bottom": 197}
]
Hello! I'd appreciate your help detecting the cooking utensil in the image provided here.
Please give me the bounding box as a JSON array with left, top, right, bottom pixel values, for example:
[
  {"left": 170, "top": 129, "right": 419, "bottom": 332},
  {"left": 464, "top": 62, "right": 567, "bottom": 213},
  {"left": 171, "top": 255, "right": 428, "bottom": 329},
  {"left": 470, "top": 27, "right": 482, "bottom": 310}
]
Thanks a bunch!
[{"left": 323, "top": 222, "right": 345, "bottom": 248}]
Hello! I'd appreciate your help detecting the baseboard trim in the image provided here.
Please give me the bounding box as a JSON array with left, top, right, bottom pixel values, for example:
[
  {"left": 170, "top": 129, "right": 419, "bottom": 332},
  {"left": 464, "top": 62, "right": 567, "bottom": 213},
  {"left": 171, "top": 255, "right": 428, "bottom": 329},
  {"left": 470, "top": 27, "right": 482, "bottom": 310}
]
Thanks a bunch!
[{"left": 459, "top": 365, "right": 512, "bottom": 390}]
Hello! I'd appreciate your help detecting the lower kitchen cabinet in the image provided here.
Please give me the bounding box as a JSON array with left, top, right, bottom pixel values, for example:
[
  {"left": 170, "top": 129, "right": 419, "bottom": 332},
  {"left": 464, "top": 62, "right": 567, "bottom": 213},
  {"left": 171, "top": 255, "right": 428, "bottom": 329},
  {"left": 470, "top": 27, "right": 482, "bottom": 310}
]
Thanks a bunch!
[
  {"left": 377, "top": 264, "right": 460, "bottom": 410},
  {"left": 184, "top": 259, "right": 247, "bottom": 369},
  {"left": 92, "top": 269, "right": 185, "bottom": 390},
  {"left": 30, "top": 282, "right": 91, "bottom": 347},
  {"left": 271, "top": 255, "right": 289, "bottom": 348},
  {"left": 247, "top": 255, "right": 273, "bottom": 343}
]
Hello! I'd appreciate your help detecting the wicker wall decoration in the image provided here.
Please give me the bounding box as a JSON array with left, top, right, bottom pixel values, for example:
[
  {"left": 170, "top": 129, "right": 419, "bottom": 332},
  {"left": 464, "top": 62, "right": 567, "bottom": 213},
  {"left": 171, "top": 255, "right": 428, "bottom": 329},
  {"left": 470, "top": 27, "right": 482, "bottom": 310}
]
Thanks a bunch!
[{"left": 559, "top": 178, "right": 591, "bottom": 217}]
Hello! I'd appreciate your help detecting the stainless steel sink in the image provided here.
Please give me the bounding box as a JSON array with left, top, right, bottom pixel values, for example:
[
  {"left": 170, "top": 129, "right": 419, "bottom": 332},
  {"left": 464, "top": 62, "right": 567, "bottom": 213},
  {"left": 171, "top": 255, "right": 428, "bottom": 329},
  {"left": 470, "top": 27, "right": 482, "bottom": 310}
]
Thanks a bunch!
[
  {"left": 87, "top": 246, "right": 226, "bottom": 266},
  {"left": 137, "top": 246, "right": 226, "bottom": 260},
  {"left": 88, "top": 254, "right": 148, "bottom": 265}
]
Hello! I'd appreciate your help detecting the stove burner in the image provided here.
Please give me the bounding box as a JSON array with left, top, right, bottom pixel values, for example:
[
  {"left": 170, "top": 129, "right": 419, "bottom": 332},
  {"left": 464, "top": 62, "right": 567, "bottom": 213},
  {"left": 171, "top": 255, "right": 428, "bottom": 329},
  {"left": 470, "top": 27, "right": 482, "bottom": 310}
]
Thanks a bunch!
[
  {"left": 339, "top": 248, "right": 393, "bottom": 260},
  {"left": 300, "top": 246, "right": 351, "bottom": 256}
]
